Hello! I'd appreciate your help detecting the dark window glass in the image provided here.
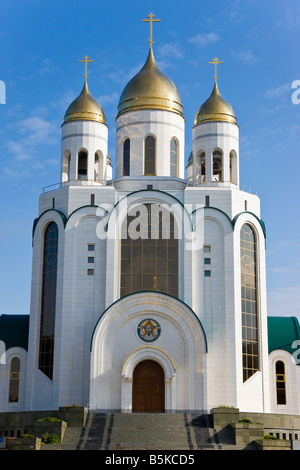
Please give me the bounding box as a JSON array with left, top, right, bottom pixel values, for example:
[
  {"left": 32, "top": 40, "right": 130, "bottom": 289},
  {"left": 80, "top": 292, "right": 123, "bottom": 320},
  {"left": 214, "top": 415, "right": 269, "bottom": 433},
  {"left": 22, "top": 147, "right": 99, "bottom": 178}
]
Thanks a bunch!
[
  {"left": 9, "top": 357, "right": 20, "bottom": 403},
  {"left": 39, "top": 222, "right": 58, "bottom": 379},
  {"left": 240, "top": 224, "right": 259, "bottom": 382},
  {"left": 78, "top": 150, "right": 88, "bottom": 180},
  {"left": 204, "top": 258, "right": 211, "bottom": 264},
  {"left": 170, "top": 139, "right": 177, "bottom": 177},
  {"left": 120, "top": 204, "right": 178, "bottom": 297},
  {"left": 276, "top": 361, "right": 287, "bottom": 405},
  {"left": 88, "top": 257, "right": 94, "bottom": 263},
  {"left": 213, "top": 150, "right": 222, "bottom": 181},
  {"left": 123, "top": 138, "right": 130, "bottom": 176},
  {"left": 144, "top": 136, "right": 156, "bottom": 175},
  {"left": 88, "top": 244, "right": 95, "bottom": 251},
  {"left": 87, "top": 269, "right": 94, "bottom": 275},
  {"left": 204, "top": 270, "right": 211, "bottom": 277}
]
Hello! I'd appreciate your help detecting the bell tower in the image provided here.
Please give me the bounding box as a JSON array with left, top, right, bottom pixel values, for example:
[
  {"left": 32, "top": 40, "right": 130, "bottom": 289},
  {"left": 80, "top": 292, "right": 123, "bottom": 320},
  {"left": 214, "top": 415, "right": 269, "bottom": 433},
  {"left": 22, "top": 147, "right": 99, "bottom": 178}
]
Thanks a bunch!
[
  {"left": 115, "top": 14, "right": 185, "bottom": 181},
  {"left": 61, "top": 56, "right": 112, "bottom": 185},
  {"left": 192, "top": 57, "right": 239, "bottom": 187}
]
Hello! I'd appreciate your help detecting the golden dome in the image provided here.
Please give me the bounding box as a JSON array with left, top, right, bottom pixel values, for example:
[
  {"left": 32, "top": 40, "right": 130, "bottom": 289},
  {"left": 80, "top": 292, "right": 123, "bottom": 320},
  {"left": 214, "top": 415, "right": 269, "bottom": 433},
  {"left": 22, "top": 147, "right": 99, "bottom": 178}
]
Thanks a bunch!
[
  {"left": 63, "top": 81, "right": 106, "bottom": 124},
  {"left": 117, "top": 48, "right": 184, "bottom": 118},
  {"left": 194, "top": 81, "right": 237, "bottom": 125}
]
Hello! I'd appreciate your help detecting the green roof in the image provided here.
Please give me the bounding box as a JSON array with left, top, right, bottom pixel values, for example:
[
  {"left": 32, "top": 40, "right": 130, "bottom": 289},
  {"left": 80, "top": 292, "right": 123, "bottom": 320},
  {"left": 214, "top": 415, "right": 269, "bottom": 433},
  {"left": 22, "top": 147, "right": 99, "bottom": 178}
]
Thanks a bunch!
[
  {"left": 268, "top": 316, "right": 300, "bottom": 360},
  {"left": 0, "top": 314, "right": 30, "bottom": 351}
]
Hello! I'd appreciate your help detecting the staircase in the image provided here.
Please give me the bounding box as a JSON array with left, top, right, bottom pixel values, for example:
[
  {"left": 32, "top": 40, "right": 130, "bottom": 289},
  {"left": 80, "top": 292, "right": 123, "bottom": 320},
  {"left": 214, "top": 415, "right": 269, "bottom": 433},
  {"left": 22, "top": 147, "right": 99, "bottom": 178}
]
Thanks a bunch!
[
  {"left": 75, "top": 413, "right": 222, "bottom": 450},
  {"left": 39, "top": 412, "right": 247, "bottom": 450}
]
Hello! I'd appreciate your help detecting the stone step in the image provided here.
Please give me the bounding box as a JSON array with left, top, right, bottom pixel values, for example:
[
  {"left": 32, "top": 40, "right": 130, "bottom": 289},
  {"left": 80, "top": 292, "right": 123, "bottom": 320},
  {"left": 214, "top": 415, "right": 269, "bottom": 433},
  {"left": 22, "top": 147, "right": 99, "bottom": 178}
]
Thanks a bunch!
[{"left": 40, "top": 412, "right": 238, "bottom": 451}]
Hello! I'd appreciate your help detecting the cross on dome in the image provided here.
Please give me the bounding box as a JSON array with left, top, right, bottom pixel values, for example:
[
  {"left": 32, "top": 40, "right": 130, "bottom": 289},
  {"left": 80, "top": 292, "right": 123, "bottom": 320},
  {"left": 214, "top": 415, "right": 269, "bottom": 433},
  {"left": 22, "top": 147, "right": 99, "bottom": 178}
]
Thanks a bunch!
[
  {"left": 209, "top": 56, "right": 223, "bottom": 82},
  {"left": 79, "top": 55, "right": 93, "bottom": 82},
  {"left": 142, "top": 12, "right": 161, "bottom": 49}
]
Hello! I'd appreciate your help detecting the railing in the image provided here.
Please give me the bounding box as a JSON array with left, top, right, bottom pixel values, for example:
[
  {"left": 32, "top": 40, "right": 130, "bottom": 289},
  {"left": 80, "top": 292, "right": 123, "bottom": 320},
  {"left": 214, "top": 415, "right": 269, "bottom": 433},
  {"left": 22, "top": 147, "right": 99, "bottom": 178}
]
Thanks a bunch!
[
  {"left": 42, "top": 179, "right": 257, "bottom": 195},
  {"left": 195, "top": 180, "right": 257, "bottom": 195},
  {"left": 42, "top": 180, "right": 105, "bottom": 193}
]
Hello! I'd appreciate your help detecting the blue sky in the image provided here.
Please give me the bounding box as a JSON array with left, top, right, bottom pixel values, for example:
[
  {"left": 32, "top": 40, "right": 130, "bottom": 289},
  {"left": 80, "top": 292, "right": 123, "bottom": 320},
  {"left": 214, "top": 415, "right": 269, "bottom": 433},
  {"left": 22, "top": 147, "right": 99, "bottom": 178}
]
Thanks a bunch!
[{"left": 0, "top": 0, "right": 299, "bottom": 322}]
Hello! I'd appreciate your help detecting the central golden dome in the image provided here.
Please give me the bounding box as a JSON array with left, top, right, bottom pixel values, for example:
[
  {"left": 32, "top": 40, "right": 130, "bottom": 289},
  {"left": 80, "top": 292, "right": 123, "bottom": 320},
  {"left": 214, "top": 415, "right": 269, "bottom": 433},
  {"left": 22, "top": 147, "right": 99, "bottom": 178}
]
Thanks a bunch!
[
  {"left": 63, "top": 81, "right": 106, "bottom": 124},
  {"left": 194, "top": 81, "right": 237, "bottom": 125},
  {"left": 117, "top": 48, "right": 184, "bottom": 118}
]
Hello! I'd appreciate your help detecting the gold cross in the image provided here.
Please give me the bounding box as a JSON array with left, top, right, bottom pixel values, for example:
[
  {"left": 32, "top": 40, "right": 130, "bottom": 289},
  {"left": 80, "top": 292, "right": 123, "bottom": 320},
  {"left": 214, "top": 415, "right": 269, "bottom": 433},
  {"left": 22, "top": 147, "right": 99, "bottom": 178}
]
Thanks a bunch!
[
  {"left": 79, "top": 55, "right": 93, "bottom": 81},
  {"left": 142, "top": 12, "right": 161, "bottom": 49},
  {"left": 209, "top": 56, "right": 223, "bottom": 82}
]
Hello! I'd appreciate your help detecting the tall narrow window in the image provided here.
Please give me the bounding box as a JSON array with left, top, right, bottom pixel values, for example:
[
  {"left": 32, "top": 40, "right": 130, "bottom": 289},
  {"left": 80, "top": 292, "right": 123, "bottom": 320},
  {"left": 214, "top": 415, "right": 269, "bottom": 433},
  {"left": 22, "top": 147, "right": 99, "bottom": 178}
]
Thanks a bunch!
[
  {"left": 62, "top": 150, "right": 71, "bottom": 182},
  {"left": 95, "top": 150, "right": 104, "bottom": 182},
  {"left": 200, "top": 152, "right": 206, "bottom": 182},
  {"left": 9, "top": 357, "right": 20, "bottom": 403},
  {"left": 240, "top": 224, "right": 259, "bottom": 382},
  {"left": 276, "top": 361, "right": 286, "bottom": 405},
  {"left": 123, "top": 138, "right": 130, "bottom": 176},
  {"left": 120, "top": 204, "right": 178, "bottom": 298},
  {"left": 78, "top": 150, "right": 88, "bottom": 180},
  {"left": 230, "top": 150, "right": 237, "bottom": 185},
  {"left": 39, "top": 222, "right": 58, "bottom": 379},
  {"left": 170, "top": 139, "right": 178, "bottom": 177},
  {"left": 144, "top": 136, "right": 156, "bottom": 175},
  {"left": 213, "top": 150, "right": 222, "bottom": 182}
]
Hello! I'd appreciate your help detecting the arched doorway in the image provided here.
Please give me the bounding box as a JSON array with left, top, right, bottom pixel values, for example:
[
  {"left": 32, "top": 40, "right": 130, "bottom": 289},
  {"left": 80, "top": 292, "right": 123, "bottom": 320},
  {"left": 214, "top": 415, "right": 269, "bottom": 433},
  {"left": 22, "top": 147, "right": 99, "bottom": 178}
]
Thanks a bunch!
[{"left": 132, "top": 360, "right": 165, "bottom": 412}]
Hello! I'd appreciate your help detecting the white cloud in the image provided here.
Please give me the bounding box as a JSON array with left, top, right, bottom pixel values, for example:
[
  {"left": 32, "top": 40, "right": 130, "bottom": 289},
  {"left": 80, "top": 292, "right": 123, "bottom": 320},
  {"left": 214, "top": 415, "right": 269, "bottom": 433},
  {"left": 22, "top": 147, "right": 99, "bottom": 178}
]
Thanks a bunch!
[
  {"left": 265, "top": 83, "right": 290, "bottom": 99},
  {"left": 188, "top": 33, "right": 220, "bottom": 46},
  {"left": 4, "top": 113, "right": 59, "bottom": 177},
  {"left": 267, "top": 286, "right": 300, "bottom": 319},
  {"left": 97, "top": 92, "right": 119, "bottom": 106},
  {"left": 158, "top": 43, "right": 182, "bottom": 59},
  {"left": 38, "top": 58, "right": 58, "bottom": 76},
  {"left": 17, "top": 116, "right": 58, "bottom": 145},
  {"left": 231, "top": 49, "right": 259, "bottom": 65}
]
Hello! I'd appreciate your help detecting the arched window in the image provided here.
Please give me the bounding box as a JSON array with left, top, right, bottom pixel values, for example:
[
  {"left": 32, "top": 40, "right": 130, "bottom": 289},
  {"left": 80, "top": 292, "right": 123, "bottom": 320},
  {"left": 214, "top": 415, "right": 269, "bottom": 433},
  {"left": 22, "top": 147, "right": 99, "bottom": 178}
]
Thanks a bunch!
[
  {"left": 120, "top": 204, "right": 178, "bottom": 298},
  {"left": 9, "top": 357, "right": 20, "bottom": 403},
  {"left": 170, "top": 139, "right": 178, "bottom": 177},
  {"left": 240, "top": 224, "right": 259, "bottom": 382},
  {"left": 123, "top": 138, "right": 130, "bottom": 176},
  {"left": 230, "top": 150, "right": 237, "bottom": 185},
  {"left": 39, "top": 222, "right": 58, "bottom": 379},
  {"left": 94, "top": 151, "right": 103, "bottom": 182},
  {"left": 213, "top": 149, "right": 222, "bottom": 182},
  {"left": 276, "top": 361, "right": 286, "bottom": 405},
  {"left": 62, "top": 150, "right": 71, "bottom": 182},
  {"left": 78, "top": 150, "right": 88, "bottom": 180},
  {"left": 200, "top": 152, "right": 206, "bottom": 182},
  {"left": 144, "top": 136, "right": 156, "bottom": 175}
]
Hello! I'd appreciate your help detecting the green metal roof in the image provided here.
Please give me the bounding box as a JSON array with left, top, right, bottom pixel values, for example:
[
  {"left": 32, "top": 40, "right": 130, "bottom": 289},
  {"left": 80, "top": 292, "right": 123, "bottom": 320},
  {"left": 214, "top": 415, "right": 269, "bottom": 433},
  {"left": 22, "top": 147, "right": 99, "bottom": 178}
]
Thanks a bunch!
[
  {"left": 0, "top": 314, "right": 30, "bottom": 351},
  {"left": 268, "top": 316, "right": 300, "bottom": 360}
]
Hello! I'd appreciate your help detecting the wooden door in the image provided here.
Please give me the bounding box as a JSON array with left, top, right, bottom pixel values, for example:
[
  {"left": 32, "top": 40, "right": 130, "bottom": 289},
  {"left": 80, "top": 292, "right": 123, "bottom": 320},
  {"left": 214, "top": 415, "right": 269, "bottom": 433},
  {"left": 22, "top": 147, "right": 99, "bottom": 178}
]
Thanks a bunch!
[{"left": 132, "top": 360, "right": 165, "bottom": 412}]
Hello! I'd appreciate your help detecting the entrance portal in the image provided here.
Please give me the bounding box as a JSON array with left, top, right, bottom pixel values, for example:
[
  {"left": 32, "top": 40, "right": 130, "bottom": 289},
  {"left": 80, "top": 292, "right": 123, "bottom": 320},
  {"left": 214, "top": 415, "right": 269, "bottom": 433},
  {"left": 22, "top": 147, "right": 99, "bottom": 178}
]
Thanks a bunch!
[{"left": 132, "top": 360, "right": 165, "bottom": 412}]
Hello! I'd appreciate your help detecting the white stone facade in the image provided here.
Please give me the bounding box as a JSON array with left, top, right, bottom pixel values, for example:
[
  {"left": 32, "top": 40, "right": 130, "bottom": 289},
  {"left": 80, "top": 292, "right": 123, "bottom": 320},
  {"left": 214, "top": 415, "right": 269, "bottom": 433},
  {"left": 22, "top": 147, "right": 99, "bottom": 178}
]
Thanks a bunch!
[{"left": 1, "top": 49, "right": 300, "bottom": 417}]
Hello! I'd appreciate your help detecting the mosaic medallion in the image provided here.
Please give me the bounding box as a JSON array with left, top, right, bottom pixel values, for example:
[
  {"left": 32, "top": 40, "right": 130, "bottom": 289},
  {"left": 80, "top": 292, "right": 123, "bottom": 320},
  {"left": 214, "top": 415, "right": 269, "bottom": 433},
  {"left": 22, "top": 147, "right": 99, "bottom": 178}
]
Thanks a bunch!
[{"left": 137, "top": 318, "right": 161, "bottom": 342}]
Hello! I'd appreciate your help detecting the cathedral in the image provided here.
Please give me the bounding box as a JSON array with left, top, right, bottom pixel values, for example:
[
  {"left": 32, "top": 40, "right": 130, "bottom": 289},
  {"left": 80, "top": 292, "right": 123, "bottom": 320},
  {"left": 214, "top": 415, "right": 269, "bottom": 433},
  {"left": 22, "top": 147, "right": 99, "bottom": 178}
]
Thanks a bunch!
[{"left": 0, "top": 14, "right": 300, "bottom": 416}]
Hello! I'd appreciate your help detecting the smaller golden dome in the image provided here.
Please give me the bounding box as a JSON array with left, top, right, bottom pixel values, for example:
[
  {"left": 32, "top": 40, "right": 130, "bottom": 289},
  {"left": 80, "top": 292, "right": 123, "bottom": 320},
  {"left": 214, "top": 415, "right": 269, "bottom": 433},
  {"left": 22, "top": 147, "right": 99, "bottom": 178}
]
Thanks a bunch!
[
  {"left": 194, "top": 82, "right": 237, "bottom": 125},
  {"left": 63, "top": 81, "right": 106, "bottom": 124}
]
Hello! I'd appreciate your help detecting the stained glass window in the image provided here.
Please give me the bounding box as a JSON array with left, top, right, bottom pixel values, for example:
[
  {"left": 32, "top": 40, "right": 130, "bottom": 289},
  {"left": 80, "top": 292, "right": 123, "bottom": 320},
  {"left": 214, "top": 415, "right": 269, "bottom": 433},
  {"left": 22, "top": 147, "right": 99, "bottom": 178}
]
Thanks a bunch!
[
  {"left": 123, "top": 138, "right": 130, "bottom": 176},
  {"left": 276, "top": 361, "right": 286, "bottom": 405},
  {"left": 9, "top": 357, "right": 20, "bottom": 402},
  {"left": 240, "top": 224, "right": 259, "bottom": 382},
  {"left": 170, "top": 139, "right": 177, "bottom": 177},
  {"left": 39, "top": 222, "right": 58, "bottom": 379},
  {"left": 120, "top": 204, "right": 178, "bottom": 298},
  {"left": 144, "top": 136, "right": 156, "bottom": 175}
]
